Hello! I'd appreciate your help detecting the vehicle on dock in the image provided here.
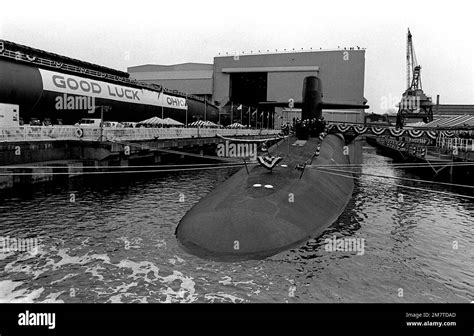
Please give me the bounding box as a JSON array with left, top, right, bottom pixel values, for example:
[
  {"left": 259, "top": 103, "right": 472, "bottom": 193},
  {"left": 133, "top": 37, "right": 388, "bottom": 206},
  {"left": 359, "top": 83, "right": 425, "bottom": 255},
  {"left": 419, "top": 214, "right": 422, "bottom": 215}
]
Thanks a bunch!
[
  {"left": 28, "top": 117, "right": 42, "bottom": 126},
  {"left": 102, "top": 121, "right": 124, "bottom": 128},
  {"left": 75, "top": 118, "right": 102, "bottom": 127},
  {"left": 0, "top": 103, "right": 19, "bottom": 127},
  {"left": 121, "top": 122, "right": 137, "bottom": 128}
]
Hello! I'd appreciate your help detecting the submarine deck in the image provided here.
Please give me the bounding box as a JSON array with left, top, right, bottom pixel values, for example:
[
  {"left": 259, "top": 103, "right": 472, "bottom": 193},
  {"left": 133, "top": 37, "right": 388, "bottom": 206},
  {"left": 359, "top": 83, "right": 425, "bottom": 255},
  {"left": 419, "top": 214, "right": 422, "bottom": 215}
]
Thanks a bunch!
[{"left": 176, "top": 134, "right": 357, "bottom": 261}]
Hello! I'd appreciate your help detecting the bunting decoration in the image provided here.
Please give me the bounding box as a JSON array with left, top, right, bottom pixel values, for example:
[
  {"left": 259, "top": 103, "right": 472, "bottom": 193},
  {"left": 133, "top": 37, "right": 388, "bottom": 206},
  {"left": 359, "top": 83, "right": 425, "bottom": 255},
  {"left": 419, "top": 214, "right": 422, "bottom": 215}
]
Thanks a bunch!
[
  {"left": 257, "top": 156, "right": 283, "bottom": 171},
  {"left": 324, "top": 123, "right": 466, "bottom": 142},
  {"left": 354, "top": 126, "right": 368, "bottom": 134},
  {"left": 314, "top": 144, "right": 321, "bottom": 157},
  {"left": 440, "top": 131, "right": 455, "bottom": 137},
  {"left": 397, "top": 142, "right": 407, "bottom": 150},
  {"left": 426, "top": 131, "right": 437, "bottom": 139},
  {"left": 336, "top": 124, "right": 351, "bottom": 133},
  {"left": 407, "top": 129, "right": 424, "bottom": 138},
  {"left": 370, "top": 127, "right": 386, "bottom": 135},
  {"left": 389, "top": 128, "right": 405, "bottom": 137}
]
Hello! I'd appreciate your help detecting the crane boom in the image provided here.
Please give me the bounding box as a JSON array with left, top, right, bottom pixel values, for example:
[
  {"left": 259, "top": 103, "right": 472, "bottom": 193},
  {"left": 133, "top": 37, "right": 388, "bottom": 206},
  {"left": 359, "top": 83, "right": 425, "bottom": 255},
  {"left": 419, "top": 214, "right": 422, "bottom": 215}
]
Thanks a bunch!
[
  {"left": 396, "top": 28, "right": 433, "bottom": 128},
  {"left": 407, "top": 29, "right": 421, "bottom": 91},
  {"left": 407, "top": 29, "right": 412, "bottom": 89}
]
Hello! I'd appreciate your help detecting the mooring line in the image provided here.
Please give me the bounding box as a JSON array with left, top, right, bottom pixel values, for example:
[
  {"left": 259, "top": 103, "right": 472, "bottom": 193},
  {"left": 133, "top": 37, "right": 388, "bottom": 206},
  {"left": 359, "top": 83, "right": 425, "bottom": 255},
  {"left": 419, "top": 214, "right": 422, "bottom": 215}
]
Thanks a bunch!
[
  {"left": 312, "top": 167, "right": 474, "bottom": 200},
  {"left": 312, "top": 166, "right": 474, "bottom": 189},
  {"left": 0, "top": 164, "right": 245, "bottom": 176}
]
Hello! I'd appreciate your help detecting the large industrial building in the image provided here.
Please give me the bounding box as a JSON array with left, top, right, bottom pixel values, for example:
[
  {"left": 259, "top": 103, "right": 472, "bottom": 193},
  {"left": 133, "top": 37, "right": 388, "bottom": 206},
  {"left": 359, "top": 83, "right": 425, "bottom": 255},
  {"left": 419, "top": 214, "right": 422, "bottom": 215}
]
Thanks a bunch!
[
  {"left": 127, "top": 63, "right": 214, "bottom": 101},
  {"left": 433, "top": 104, "right": 474, "bottom": 119},
  {"left": 128, "top": 48, "right": 368, "bottom": 128}
]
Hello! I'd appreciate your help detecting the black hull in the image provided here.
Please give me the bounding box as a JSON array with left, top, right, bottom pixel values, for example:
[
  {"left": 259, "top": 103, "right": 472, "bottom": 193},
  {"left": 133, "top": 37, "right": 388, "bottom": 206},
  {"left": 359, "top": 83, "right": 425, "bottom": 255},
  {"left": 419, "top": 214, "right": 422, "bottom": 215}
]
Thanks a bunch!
[{"left": 176, "top": 134, "right": 359, "bottom": 261}]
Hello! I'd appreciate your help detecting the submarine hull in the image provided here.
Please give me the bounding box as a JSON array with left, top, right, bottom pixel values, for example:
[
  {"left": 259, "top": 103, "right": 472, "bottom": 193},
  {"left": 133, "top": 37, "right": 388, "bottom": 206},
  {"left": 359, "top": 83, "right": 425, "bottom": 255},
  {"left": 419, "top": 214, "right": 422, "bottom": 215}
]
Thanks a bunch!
[{"left": 176, "top": 133, "right": 356, "bottom": 261}]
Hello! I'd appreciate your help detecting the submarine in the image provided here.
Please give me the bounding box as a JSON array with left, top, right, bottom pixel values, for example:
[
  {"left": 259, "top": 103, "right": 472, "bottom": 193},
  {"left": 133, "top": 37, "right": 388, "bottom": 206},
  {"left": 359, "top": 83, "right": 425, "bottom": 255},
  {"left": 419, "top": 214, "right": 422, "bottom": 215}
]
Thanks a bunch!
[{"left": 176, "top": 76, "right": 369, "bottom": 261}]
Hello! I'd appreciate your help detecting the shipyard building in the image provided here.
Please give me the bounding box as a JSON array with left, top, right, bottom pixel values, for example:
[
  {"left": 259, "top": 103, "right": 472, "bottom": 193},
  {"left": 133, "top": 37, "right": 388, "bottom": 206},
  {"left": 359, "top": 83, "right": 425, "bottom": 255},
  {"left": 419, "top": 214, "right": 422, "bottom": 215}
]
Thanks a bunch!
[{"left": 128, "top": 49, "right": 367, "bottom": 128}]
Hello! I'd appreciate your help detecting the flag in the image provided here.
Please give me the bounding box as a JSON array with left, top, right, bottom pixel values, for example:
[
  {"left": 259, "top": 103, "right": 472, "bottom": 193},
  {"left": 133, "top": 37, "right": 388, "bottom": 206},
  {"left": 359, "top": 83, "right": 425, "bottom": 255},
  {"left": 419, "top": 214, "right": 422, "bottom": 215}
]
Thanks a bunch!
[
  {"left": 237, "top": 104, "right": 242, "bottom": 110},
  {"left": 252, "top": 109, "right": 257, "bottom": 116},
  {"left": 247, "top": 106, "right": 251, "bottom": 114}
]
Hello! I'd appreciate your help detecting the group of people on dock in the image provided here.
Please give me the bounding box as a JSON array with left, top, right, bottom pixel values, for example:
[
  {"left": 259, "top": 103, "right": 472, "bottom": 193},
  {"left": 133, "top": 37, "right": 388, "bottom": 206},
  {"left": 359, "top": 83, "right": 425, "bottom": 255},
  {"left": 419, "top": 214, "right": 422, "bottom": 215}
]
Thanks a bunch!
[{"left": 281, "top": 117, "right": 327, "bottom": 139}]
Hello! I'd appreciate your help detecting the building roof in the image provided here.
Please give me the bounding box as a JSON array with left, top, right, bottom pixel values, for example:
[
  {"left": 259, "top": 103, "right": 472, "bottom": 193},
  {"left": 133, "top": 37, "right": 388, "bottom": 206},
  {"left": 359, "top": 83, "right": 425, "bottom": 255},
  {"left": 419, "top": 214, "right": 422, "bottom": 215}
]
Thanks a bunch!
[
  {"left": 423, "top": 115, "right": 474, "bottom": 128},
  {"left": 215, "top": 47, "right": 366, "bottom": 58},
  {"left": 128, "top": 63, "right": 213, "bottom": 72},
  {"left": 128, "top": 63, "right": 213, "bottom": 81},
  {"left": 433, "top": 105, "right": 474, "bottom": 116},
  {"left": 2, "top": 39, "right": 130, "bottom": 78}
]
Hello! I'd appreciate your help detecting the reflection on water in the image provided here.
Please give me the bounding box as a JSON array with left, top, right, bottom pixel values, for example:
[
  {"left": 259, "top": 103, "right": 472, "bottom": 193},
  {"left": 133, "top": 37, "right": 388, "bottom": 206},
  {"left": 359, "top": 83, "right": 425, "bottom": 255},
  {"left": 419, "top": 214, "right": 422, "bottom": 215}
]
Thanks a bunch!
[{"left": 0, "top": 144, "right": 472, "bottom": 303}]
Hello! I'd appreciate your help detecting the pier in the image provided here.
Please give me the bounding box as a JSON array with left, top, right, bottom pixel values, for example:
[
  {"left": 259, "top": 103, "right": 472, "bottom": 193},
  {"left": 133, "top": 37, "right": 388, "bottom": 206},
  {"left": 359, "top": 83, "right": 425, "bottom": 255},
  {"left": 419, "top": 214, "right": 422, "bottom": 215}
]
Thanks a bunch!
[
  {"left": 324, "top": 121, "right": 474, "bottom": 182},
  {"left": 0, "top": 126, "right": 280, "bottom": 189}
]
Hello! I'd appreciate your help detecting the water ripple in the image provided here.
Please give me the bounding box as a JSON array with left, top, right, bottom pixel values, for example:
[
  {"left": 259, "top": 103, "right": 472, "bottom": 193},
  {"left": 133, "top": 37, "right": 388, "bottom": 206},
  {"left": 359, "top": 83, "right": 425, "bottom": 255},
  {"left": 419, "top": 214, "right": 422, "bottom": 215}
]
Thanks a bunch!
[{"left": 0, "top": 147, "right": 472, "bottom": 303}]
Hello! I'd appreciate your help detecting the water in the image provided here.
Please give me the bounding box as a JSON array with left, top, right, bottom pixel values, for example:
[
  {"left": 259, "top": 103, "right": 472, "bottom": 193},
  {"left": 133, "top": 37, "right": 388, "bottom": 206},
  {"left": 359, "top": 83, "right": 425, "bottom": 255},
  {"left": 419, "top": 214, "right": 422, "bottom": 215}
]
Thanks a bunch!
[{"left": 0, "top": 145, "right": 472, "bottom": 303}]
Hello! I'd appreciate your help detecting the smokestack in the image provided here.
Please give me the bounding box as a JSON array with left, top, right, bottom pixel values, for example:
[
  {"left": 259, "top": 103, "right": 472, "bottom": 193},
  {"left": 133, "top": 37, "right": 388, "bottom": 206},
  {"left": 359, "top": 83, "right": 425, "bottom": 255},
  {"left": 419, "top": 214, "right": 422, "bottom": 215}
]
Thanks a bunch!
[
  {"left": 436, "top": 95, "right": 440, "bottom": 115},
  {"left": 301, "top": 76, "right": 323, "bottom": 121}
]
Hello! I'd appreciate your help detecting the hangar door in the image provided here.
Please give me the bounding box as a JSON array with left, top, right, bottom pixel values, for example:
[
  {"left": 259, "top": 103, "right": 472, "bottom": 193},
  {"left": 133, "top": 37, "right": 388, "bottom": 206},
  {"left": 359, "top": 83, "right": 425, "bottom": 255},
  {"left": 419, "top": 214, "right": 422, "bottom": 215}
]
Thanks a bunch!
[{"left": 229, "top": 72, "right": 267, "bottom": 106}]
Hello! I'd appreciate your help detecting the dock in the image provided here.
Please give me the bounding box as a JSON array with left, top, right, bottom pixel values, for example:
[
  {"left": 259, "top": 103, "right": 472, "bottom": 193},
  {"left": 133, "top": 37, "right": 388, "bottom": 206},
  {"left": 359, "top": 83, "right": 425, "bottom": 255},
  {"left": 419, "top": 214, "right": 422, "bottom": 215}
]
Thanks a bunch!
[{"left": 0, "top": 126, "right": 280, "bottom": 189}]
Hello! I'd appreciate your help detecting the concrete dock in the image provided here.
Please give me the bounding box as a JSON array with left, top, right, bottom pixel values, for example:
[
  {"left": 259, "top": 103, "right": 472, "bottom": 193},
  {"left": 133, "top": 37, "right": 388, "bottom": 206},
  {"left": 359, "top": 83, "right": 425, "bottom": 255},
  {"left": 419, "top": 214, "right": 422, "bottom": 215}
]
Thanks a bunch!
[{"left": 0, "top": 126, "right": 280, "bottom": 189}]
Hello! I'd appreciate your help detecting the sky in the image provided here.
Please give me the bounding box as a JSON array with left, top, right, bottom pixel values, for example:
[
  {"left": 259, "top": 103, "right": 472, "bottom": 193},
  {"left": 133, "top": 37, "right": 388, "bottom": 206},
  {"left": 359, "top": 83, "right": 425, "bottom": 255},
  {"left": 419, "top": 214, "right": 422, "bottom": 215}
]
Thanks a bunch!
[{"left": 1, "top": 0, "right": 473, "bottom": 113}]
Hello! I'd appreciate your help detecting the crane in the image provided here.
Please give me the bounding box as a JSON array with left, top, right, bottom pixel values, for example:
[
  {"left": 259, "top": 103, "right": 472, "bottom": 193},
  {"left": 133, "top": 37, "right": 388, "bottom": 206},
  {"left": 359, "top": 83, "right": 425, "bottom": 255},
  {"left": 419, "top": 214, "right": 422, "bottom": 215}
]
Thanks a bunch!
[{"left": 396, "top": 28, "right": 433, "bottom": 128}]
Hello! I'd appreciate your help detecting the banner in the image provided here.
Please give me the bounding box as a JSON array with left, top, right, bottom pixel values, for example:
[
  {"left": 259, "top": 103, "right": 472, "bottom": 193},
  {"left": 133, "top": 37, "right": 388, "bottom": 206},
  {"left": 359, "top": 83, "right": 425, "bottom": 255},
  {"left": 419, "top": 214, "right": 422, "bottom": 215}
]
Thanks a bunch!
[
  {"left": 39, "top": 69, "right": 187, "bottom": 110},
  {"left": 159, "top": 94, "right": 188, "bottom": 110}
]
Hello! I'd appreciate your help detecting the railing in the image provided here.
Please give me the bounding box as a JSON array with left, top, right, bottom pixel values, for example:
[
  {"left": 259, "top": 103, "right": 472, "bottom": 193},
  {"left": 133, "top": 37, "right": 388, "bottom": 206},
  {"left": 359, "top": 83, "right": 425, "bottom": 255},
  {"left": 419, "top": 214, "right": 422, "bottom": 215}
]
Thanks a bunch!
[
  {"left": 375, "top": 137, "right": 429, "bottom": 159},
  {"left": 220, "top": 46, "right": 366, "bottom": 57},
  {"left": 0, "top": 42, "right": 163, "bottom": 93},
  {"left": 0, "top": 126, "right": 280, "bottom": 142},
  {"left": 436, "top": 136, "right": 474, "bottom": 152}
]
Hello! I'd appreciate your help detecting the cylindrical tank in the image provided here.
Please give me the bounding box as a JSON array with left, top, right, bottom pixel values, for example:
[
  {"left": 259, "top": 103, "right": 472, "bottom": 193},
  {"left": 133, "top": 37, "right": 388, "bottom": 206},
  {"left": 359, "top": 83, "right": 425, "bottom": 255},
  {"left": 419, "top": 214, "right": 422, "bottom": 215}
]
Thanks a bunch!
[{"left": 0, "top": 59, "right": 219, "bottom": 125}]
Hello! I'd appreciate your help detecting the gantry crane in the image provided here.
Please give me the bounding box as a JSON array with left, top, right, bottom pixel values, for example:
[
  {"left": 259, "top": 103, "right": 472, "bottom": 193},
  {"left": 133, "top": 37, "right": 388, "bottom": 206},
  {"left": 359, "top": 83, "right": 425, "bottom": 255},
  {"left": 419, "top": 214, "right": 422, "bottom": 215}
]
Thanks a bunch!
[{"left": 396, "top": 29, "right": 433, "bottom": 128}]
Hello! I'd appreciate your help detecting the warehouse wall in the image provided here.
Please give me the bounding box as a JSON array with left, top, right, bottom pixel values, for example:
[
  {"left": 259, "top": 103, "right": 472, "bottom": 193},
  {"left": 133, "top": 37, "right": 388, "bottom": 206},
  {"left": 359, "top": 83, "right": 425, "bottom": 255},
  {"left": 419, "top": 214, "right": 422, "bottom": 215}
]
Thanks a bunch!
[
  {"left": 267, "top": 71, "right": 319, "bottom": 102},
  {"left": 128, "top": 63, "right": 213, "bottom": 96},
  {"left": 213, "top": 50, "right": 366, "bottom": 106},
  {"left": 138, "top": 78, "right": 212, "bottom": 96},
  {"left": 127, "top": 50, "right": 367, "bottom": 124}
]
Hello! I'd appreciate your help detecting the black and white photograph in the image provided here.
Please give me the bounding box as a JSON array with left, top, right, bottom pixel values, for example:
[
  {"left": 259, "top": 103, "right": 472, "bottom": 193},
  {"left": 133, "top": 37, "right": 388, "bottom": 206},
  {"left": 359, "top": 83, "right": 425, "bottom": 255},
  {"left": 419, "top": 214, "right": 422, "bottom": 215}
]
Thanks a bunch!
[{"left": 0, "top": 0, "right": 473, "bottom": 332}]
